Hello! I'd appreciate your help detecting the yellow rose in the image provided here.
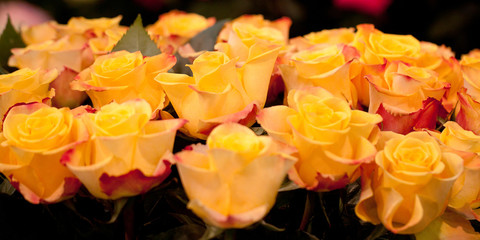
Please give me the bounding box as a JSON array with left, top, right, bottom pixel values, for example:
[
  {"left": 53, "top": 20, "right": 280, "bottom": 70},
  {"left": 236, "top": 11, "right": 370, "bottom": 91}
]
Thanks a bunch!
[
  {"left": 258, "top": 87, "right": 382, "bottom": 191},
  {"left": 175, "top": 123, "right": 296, "bottom": 228},
  {"left": 437, "top": 121, "right": 480, "bottom": 220},
  {"left": 57, "top": 16, "right": 123, "bottom": 38},
  {"left": 21, "top": 21, "right": 58, "bottom": 45},
  {"left": 156, "top": 48, "right": 279, "bottom": 139},
  {"left": 279, "top": 44, "right": 360, "bottom": 107},
  {"left": 147, "top": 10, "right": 215, "bottom": 51},
  {"left": 217, "top": 14, "right": 291, "bottom": 45},
  {"left": 88, "top": 28, "right": 127, "bottom": 57},
  {"left": 0, "top": 68, "right": 57, "bottom": 122},
  {"left": 416, "top": 42, "right": 463, "bottom": 112},
  {"left": 355, "top": 131, "right": 463, "bottom": 234},
  {"left": 0, "top": 102, "right": 88, "bottom": 203},
  {"left": 289, "top": 28, "right": 355, "bottom": 51},
  {"left": 456, "top": 86, "right": 480, "bottom": 136},
  {"left": 216, "top": 22, "right": 285, "bottom": 63},
  {"left": 352, "top": 24, "right": 421, "bottom": 65},
  {"left": 367, "top": 61, "right": 449, "bottom": 134},
  {"left": 8, "top": 36, "right": 92, "bottom": 72},
  {"left": 64, "top": 99, "right": 186, "bottom": 199},
  {"left": 461, "top": 49, "right": 480, "bottom": 101},
  {"left": 72, "top": 50, "right": 176, "bottom": 116}
]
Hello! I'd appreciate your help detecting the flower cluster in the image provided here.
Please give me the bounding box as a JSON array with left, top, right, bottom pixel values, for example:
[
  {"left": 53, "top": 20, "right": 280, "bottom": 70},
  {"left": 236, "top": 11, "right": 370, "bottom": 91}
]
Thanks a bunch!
[{"left": 2, "top": 10, "right": 480, "bottom": 239}]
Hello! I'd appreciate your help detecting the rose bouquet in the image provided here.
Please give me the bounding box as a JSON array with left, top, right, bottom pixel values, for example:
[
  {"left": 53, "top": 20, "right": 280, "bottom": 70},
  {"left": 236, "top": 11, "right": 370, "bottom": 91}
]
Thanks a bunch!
[{"left": 1, "top": 9, "right": 480, "bottom": 240}]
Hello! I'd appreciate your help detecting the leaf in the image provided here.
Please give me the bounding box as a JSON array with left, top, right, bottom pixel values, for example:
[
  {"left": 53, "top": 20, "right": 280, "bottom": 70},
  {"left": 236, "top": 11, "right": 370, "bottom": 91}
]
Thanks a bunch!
[
  {"left": 0, "top": 15, "right": 25, "bottom": 72},
  {"left": 251, "top": 126, "right": 267, "bottom": 136},
  {"left": 0, "top": 174, "right": 16, "bottom": 195},
  {"left": 189, "top": 19, "right": 229, "bottom": 52},
  {"left": 172, "top": 19, "right": 229, "bottom": 75},
  {"left": 199, "top": 224, "right": 224, "bottom": 240},
  {"left": 278, "top": 179, "right": 300, "bottom": 192},
  {"left": 111, "top": 14, "right": 161, "bottom": 57}
]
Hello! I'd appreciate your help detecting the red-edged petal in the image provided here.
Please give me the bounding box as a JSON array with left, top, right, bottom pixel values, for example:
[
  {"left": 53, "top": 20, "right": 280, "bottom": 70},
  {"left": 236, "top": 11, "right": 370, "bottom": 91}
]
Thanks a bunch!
[
  {"left": 99, "top": 160, "right": 172, "bottom": 197},
  {"left": 197, "top": 103, "right": 258, "bottom": 136},
  {"left": 377, "top": 98, "right": 446, "bottom": 134}
]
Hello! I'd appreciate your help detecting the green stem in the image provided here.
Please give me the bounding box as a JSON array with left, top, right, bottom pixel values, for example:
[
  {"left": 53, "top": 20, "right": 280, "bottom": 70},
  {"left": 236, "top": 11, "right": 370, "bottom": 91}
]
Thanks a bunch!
[{"left": 299, "top": 191, "right": 313, "bottom": 231}]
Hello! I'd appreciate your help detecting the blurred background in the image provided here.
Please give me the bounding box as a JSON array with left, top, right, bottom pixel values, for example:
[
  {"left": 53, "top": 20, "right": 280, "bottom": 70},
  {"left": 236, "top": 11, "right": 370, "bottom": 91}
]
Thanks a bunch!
[{"left": 1, "top": 0, "right": 480, "bottom": 57}]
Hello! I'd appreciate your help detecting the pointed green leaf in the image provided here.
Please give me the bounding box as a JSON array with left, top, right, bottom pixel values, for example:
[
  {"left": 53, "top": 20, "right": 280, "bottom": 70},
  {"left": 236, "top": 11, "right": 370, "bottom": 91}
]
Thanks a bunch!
[
  {"left": 111, "top": 14, "right": 161, "bottom": 56},
  {"left": 189, "top": 18, "right": 229, "bottom": 52},
  {"left": 0, "top": 174, "right": 15, "bottom": 195},
  {"left": 0, "top": 15, "right": 25, "bottom": 72}
]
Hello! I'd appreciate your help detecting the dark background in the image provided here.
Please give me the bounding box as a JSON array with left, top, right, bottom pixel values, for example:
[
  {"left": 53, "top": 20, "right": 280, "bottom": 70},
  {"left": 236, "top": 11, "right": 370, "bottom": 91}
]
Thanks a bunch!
[{"left": 7, "top": 0, "right": 480, "bottom": 58}]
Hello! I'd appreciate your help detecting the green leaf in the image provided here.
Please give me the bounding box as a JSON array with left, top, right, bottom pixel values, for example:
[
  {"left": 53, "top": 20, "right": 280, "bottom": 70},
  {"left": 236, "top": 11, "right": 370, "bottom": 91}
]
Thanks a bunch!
[
  {"left": 199, "top": 224, "right": 224, "bottom": 240},
  {"left": 189, "top": 19, "right": 229, "bottom": 52},
  {"left": 0, "top": 174, "right": 16, "bottom": 195},
  {"left": 0, "top": 15, "right": 25, "bottom": 72},
  {"left": 111, "top": 14, "right": 161, "bottom": 57}
]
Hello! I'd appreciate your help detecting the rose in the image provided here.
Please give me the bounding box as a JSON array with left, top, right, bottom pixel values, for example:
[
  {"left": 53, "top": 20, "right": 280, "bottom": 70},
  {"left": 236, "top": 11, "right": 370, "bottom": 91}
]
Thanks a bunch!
[
  {"left": 56, "top": 16, "right": 123, "bottom": 39},
  {"left": 175, "top": 123, "right": 296, "bottom": 228},
  {"left": 279, "top": 43, "right": 360, "bottom": 107},
  {"left": 217, "top": 14, "right": 291, "bottom": 45},
  {"left": 216, "top": 21, "right": 285, "bottom": 63},
  {"left": 72, "top": 50, "right": 176, "bottom": 116},
  {"left": 147, "top": 10, "right": 215, "bottom": 52},
  {"left": 88, "top": 28, "right": 127, "bottom": 57},
  {"left": 289, "top": 28, "right": 355, "bottom": 51},
  {"left": 258, "top": 87, "right": 382, "bottom": 191},
  {"left": 437, "top": 121, "right": 480, "bottom": 220},
  {"left": 352, "top": 24, "right": 421, "bottom": 65},
  {"left": 0, "top": 102, "right": 88, "bottom": 203},
  {"left": 457, "top": 51, "right": 480, "bottom": 133},
  {"left": 355, "top": 131, "right": 463, "bottom": 234},
  {"left": 416, "top": 42, "right": 463, "bottom": 112},
  {"left": 63, "top": 99, "right": 186, "bottom": 199},
  {"left": 8, "top": 37, "right": 92, "bottom": 109},
  {"left": 215, "top": 20, "right": 284, "bottom": 106},
  {"left": 8, "top": 36, "right": 93, "bottom": 73},
  {"left": 156, "top": 47, "right": 279, "bottom": 139},
  {"left": 20, "top": 21, "right": 57, "bottom": 45},
  {"left": 460, "top": 50, "right": 480, "bottom": 112},
  {"left": 0, "top": 68, "right": 57, "bottom": 122},
  {"left": 367, "top": 61, "right": 449, "bottom": 134},
  {"left": 20, "top": 16, "right": 126, "bottom": 58}
]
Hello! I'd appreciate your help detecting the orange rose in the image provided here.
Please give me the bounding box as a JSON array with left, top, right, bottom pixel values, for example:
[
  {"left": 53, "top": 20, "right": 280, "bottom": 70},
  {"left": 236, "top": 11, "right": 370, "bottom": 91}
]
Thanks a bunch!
[
  {"left": 175, "top": 123, "right": 296, "bottom": 228},
  {"left": 258, "top": 87, "right": 382, "bottom": 191},
  {"left": 217, "top": 14, "right": 291, "bottom": 45},
  {"left": 289, "top": 28, "right": 355, "bottom": 51},
  {"left": 156, "top": 47, "right": 279, "bottom": 139},
  {"left": 147, "top": 10, "right": 215, "bottom": 52},
  {"left": 416, "top": 42, "right": 463, "bottom": 112},
  {"left": 64, "top": 99, "right": 186, "bottom": 199},
  {"left": 352, "top": 24, "right": 421, "bottom": 65},
  {"left": 437, "top": 121, "right": 480, "bottom": 220},
  {"left": 356, "top": 131, "right": 463, "bottom": 234},
  {"left": 279, "top": 43, "right": 360, "bottom": 107},
  {"left": 72, "top": 50, "right": 176, "bottom": 116},
  {"left": 0, "top": 102, "right": 88, "bottom": 203},
  {"left": 367, "top": 61, "right": 449, "bottom": 134},
  {"left": 0, "top": 68, "right": 56, "bottom": 121}
]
